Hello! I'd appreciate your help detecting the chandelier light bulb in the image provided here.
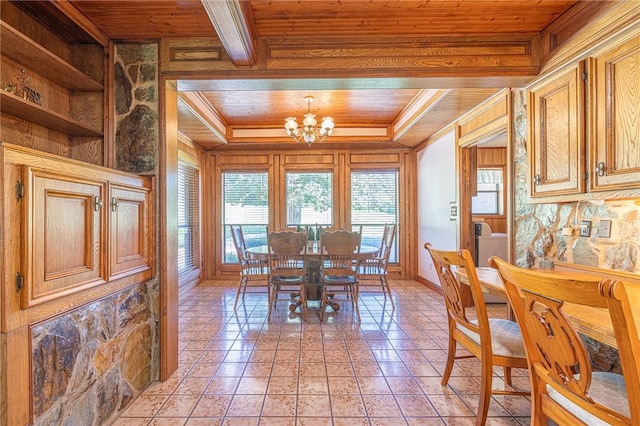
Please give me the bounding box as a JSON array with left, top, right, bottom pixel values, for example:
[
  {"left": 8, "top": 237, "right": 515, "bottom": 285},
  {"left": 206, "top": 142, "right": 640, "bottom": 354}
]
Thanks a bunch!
[{"left": 302, "top": 112, "right": 317, "bottom": 127}]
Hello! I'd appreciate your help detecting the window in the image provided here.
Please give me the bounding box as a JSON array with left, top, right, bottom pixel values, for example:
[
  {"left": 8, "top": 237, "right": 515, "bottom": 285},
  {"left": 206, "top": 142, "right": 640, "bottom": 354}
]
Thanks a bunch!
[
  {"left": 472, "top": 168, "right": 504, "bottom": 215},
  {"left": 177, "top": 161, "right": 200, "bottom": 277},
  {"left": 286, "top": 172, "right": 332, "bottom": 229},
  {"left": 222, "top": 172, "right": 269, "bottom": 263},
  {"left": 351, "top": 171, "right": 398, "bottom": 262}
]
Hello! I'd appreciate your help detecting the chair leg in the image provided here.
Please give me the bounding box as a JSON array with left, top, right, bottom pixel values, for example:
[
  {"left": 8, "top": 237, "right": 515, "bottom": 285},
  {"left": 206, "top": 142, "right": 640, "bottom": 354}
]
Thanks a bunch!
[
  {"left": 476, "top": 357, "right": 493, "bottom": 426},
  {"left": 353, "top": 284, "right": 360, "bottom": 322},
  {"left": 441, "top": 334, "right": 457, "bottom": 386},
  {"left": 299, "top": 284, "right": 308, "bottom": 321},
  {"left": 233, "top": 278, "right": 245, "bottom": 310},
  {"left": 503, "top": 366, "right": 513, "bottom": 386},
  {"left": 267, "top": 282, "right": 274, "bottom": 320},
  {"left": 320, "top": 285, "right": 325, "bottom": 320},
  {"left": 381, "top": 276, "right": 394, "bottom": 308}
]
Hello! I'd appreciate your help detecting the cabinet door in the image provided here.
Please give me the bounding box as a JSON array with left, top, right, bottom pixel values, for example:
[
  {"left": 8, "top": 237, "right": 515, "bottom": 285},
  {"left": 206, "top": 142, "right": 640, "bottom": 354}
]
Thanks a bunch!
[
  {"left": 528, "top": 64, "right": 585, "bottom": 197},
  {"left": 109, "top": 184, "right": 151, "bottom": 280},
  {"left": 23, "top": 167, "right": 106, "bottom": 308},
  {"left": 590, "top": 36, "right": 640, "bottom": 190}
]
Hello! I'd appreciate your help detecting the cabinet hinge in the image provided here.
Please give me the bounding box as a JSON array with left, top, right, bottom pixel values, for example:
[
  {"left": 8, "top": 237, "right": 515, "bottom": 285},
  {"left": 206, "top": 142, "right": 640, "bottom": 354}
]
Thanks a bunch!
[
  {"left": 583, "top": 171, "right": 589, "bottom": 181},
  {"left": 15, "top": 272, "right": 24, "bottom": 292},
  {"left": 582, "top": 71, "right": 588, "bottom": 81},
  {"left": 15, "top": 181, "right": 24, "bottom": 200}
]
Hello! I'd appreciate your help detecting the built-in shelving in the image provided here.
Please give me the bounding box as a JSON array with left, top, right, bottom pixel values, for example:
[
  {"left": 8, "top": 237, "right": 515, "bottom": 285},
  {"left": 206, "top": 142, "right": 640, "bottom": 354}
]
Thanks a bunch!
[
  {"left": 0, "top": 21, "right": 103, "bottom": 92},
  {"left": 1, "top": 90, "right": 103, "bottom": 137}
]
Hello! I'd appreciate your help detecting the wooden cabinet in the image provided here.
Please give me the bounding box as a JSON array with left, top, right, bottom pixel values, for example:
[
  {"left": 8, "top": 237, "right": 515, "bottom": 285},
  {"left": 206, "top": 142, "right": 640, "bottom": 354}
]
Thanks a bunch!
[
  {"left": 589, "top": 35, "right": 640, "bottom": 191},
  {"left": 0, "top": 1, "right": 108, "bottom": 165},
  {"left": 23, "top": 168, "right": 106, "bottom": 308},
  {"left": 109, "top": 184, "right": 152, "bottom": 280},
  {"left": 528, "top": 63, "right": 585, "bottom": 197},
  {"left": 2, "top": 143, "right": 153, "bottom": 327},
  {"left": 527, "top": 33, "right": 640, "bottom": 200}
]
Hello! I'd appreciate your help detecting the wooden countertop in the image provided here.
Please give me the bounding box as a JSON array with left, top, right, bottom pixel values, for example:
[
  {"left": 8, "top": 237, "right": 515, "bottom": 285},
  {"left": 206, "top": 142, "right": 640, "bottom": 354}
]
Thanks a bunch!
[{"left": 457, "top": 266, "right": 617, "bottom": 348}]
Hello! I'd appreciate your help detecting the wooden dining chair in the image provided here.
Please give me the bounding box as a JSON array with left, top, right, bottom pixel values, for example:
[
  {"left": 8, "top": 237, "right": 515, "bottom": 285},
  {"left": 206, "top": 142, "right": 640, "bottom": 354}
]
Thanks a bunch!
[
  {"left": 491, "top": 257, "right": 640, "bottom": 426},
  {"left": 319, "top": 229, "right": 361, "bottom": 322},
  {"left": 357, "top": 223, "right": 396, "bottom": 307},
  {"left": 267, "top": 229, "right": 308, "bottom": 320},
  {"left": 424, "top": 244, "right": 529, "bottom": 426},
  {"left": 230, "top": 225, "right": 270, "bottom": 309}
]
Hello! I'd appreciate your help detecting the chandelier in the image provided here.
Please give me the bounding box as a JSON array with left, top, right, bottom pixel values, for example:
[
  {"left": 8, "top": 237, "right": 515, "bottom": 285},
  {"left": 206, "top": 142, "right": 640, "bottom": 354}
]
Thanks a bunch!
[{"left": 284, "top": 96, "right": 335, "bottom": 144}]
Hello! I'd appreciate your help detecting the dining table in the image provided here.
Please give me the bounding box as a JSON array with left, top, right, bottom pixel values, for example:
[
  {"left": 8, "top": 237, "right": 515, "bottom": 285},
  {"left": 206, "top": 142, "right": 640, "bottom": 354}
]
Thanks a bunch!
[
  {"left": 245, "top": 243, "right": 380, "bottom": 259},
  {"left": 246, "top": 243, "right": 380, "bottom": 301},
  {"left": 456, "top": 266, "right": 617, "bottom": 349}
]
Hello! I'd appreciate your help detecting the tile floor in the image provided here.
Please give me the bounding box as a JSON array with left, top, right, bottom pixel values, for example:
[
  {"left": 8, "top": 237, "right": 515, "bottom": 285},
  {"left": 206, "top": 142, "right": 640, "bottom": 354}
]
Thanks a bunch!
[{"left": 113, "top": 279, "right": 531, "bottom": 425}]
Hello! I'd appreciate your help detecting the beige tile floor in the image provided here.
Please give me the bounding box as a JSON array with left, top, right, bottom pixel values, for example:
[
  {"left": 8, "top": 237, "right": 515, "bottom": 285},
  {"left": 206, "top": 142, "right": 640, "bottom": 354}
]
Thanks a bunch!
[{"left": 113, "top": 279, "right": 531, "bottom": 425}]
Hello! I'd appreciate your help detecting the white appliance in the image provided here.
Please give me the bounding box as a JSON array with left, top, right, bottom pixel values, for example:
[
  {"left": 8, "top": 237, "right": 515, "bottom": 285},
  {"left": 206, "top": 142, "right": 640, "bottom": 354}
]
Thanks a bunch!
[
  {"left": 474, "top": 222, "right": 508, "bottom": 267},
  {"left": 474, "top": 222, "right": 507, "bottom": 303}
]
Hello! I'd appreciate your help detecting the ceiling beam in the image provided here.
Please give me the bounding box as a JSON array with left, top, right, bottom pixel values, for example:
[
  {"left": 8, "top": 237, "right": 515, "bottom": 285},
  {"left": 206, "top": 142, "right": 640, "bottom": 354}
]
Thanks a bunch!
[
  {"left": 178, "top": 92, "right": 228, "bottom": 144},
  {"left": 201, "top": 0, "right": 257, "bottom": 67}
]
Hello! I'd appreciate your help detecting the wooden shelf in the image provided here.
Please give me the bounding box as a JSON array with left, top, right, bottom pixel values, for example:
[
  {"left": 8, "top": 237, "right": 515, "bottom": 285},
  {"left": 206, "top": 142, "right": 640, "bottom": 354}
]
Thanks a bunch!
[
  {"left": 1, "top": 21, "right": 103, "bottom": 92},
  {"left": 1, "top": 90, "right": 103, "bottom": 137}
]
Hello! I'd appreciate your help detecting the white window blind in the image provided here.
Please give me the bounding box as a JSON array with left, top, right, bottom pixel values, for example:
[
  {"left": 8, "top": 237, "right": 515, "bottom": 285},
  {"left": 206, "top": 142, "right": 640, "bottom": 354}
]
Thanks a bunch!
[
  {"left": 351, "top": 171, "right": 399, "bottom": 262},
  {"left": 178, "top": 161, "right": 200, "bottom": 277},
  {"left": 285, "top": 172, "right": 333, "bottom": 228},
  {"left": 472, "top": 168, "right": 504, "bottom": 215},
  {"left": 222, "top": 172, "right": 269, "bottom": 263}
]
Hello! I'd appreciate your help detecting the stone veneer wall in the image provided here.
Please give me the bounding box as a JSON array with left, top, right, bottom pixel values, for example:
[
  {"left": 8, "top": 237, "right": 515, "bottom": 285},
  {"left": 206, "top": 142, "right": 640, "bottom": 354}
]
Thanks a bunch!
[
  {"left": 115, "top": 43, "right": 159, "bottom": 174},
  {"left": 32, "top": 280, "right": 159, "bottom": 425},
  {"left": 512, "top": 88, "right": 639, "bottom": 371}
]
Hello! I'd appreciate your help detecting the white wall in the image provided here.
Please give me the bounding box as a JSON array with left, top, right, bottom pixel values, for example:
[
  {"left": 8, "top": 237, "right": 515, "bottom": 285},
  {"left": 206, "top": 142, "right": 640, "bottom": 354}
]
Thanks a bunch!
[{"left": 417, "top": 130, "right": 459, "bottom": 285}]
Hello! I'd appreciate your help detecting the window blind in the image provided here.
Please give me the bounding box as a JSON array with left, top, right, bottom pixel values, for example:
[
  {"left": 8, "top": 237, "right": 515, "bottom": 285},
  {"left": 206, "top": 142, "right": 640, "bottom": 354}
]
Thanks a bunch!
[
  {"left": 178, "top": 161, "right": 200, "bottom": 277},
  {"left": 285, "top": 172, "right": 333, "bottom": 228},
  {"left": 351, "top": 171, "right": 399, "bottom": 262},
  {"left": 222, "top": 172, "right": 269, "bottom": 263}
]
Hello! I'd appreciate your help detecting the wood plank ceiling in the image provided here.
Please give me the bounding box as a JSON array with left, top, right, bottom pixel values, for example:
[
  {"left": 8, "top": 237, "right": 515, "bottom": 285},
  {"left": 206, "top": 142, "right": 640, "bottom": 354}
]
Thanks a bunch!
[{"left": 69, "top": 0, "right": 591, "bottom": 150}]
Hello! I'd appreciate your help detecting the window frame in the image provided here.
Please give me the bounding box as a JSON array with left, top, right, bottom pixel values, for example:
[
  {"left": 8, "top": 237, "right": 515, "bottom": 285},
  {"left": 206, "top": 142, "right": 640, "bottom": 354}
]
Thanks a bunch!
[
  {"left": 284, "top": 170, "right": 334, "bottom": 230},
  {"left": 177, "top": 153, "right": 201, "bottom": 285},
  {"left": 350, "top": 169, "right": 399, "bottom": 263},
  {"left": 472, "top": 167, "right": 505, "bottom": 216},
  {"left": 220, "top": 169, "right": 270, "bottom": 265}
]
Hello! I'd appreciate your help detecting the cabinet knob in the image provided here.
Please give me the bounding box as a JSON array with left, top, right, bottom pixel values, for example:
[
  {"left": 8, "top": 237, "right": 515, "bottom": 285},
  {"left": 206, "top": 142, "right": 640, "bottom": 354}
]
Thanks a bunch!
[
  {"left": 533, "top": 174, "right": 542, "bottom": 186},
  {"left": 94, "top": 196, "right": 103, "bottom": 211},
  {"left": 595, "top": 162, "right": 606, "bottom": 177},
  {"left": 111, "top": 197, "right": 119, "bottom": 212}
]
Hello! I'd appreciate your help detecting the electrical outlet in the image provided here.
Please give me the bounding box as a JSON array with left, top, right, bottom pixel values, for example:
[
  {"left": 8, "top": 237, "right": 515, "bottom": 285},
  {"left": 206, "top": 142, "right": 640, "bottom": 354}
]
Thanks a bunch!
[
  {"left": 599, "top": 220, "right": 612, "bottom": 238},
  {"left": 580, "top": 220, "right": 592, "bottom": 237}
]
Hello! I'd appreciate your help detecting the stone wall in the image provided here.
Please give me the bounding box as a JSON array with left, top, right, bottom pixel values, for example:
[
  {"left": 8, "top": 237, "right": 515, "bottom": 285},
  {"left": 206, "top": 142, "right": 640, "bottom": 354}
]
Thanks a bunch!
[
  {"left": 115, "top": 43, "right": 159, "bottom": 174},
  {"left": 32, "top": 280, "right": 159, "bottom": 425},
  {"left": 512, "top": 89, "right": 640, "bottom": 273}
]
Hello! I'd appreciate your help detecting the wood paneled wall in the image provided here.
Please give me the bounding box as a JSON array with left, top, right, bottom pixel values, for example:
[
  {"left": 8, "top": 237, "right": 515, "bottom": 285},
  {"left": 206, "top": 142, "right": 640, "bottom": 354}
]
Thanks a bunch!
[{"left": 200, "top": 147, "right": 416, "bottom": 280}]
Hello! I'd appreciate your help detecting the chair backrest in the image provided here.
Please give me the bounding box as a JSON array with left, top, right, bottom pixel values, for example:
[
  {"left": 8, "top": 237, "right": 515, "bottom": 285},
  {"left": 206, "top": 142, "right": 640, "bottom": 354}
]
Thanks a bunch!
[
  {"left": 230, "top": 224, "right": 248, "bottom": 262},
  {"left": 424, "top": 243, "right": 490, "bottom": 345},
  {"left": 379, "top": 223, "right": 396, "bottom": 261},
  {"left": 320, "top": 229, "right": 361, "bottom": 278},
  {"left": 268, "top": 229, "right": 307, "bottom": 277},
  {"left": 491, "top": 257, "right": 640, "bottom": 424}
]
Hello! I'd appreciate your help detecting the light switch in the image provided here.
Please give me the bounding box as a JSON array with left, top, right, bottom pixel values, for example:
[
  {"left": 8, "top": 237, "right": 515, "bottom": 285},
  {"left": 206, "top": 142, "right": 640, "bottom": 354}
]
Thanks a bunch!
[
  {"left": 580, "top": 220, "right": 591, "bottom": 237},
  {"left": 599, "top": 220, "right": 612, "bottom": 238}
]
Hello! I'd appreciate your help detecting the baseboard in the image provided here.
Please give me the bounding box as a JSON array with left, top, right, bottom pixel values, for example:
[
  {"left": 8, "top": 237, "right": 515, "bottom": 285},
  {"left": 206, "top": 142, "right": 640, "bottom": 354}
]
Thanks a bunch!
[{"left": 416, "top": 275, "right": 442, "bottom": 295}]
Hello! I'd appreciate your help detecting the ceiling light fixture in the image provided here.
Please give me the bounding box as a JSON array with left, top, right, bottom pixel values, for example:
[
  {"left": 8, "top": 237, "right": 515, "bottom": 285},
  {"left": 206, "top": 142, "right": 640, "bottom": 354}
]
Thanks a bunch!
[{"left": 284, "top": 96, "right": 335, "bottom": 145}]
